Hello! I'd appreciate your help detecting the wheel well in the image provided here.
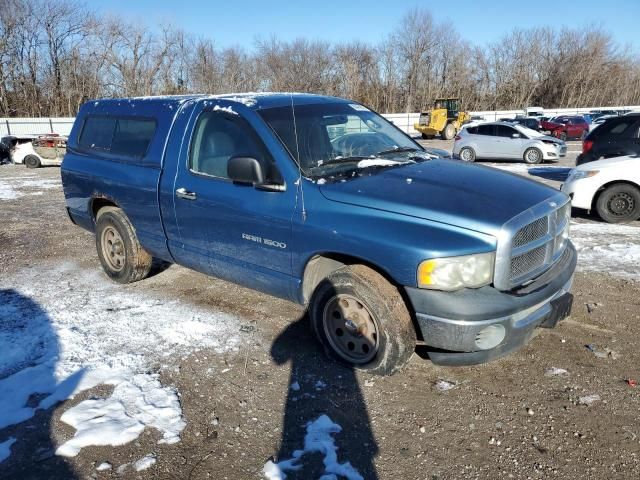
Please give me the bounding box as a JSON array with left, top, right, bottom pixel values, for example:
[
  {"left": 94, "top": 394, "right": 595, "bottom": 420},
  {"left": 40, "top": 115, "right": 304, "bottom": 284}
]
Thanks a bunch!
[
  {"left": 301, "top": 253, "right": 398, "bottom": 305},
  {"left": 91, "top": 197, "right": 119, "bottom": 222},
  {"left": 301, "top": 253, "right": 424, "bottom": 341},
  {"left": 591, "top": 180, "right": 640, "bottom": 211}
]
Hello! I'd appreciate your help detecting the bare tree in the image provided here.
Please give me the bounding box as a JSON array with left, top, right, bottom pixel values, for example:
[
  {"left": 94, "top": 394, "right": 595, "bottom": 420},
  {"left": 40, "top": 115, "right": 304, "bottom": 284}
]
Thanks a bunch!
[{"left": 1, "top": 1, "right": 639, "bottom": 117}]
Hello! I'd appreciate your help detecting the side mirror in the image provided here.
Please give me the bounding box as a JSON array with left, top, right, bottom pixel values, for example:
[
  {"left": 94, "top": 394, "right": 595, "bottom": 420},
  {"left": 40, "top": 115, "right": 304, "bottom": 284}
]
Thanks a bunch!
[
  {"left": 227, "top": 156, "right": 286, "bottom": 191},
  {"left": 228, "top": 156, "right": 266, "bottom": 185}
]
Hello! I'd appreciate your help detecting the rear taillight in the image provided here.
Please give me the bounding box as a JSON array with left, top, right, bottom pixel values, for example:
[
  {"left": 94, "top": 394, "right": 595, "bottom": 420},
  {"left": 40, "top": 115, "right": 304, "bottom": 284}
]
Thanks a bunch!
[
  {"left": 454, "top": 135, "right": 461, "bottom": 141},
  {"left": 582, "top": 139, "right": 593, "bottom": 153}
]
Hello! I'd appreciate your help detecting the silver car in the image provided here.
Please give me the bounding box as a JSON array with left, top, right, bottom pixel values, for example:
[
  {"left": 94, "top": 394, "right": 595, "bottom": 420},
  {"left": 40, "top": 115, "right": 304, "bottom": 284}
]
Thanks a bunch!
[{"left": 453, "top": 122, "right": 566, "bottom": 164}]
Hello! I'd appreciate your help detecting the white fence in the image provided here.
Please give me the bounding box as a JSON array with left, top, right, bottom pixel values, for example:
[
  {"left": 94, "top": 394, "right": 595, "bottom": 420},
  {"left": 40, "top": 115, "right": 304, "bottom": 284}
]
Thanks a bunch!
[
  {"left": 0, "top": 117, "right": 75, "bottom": 136},
  {"left": 3, "top": 104, "right": 640, "bottom": 137}
]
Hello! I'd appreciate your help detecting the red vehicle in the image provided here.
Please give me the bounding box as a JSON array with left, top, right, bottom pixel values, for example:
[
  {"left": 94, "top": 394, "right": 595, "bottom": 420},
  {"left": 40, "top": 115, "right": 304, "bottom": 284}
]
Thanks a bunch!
[{"left": 540, "top": 115, "right": 589, "bottom": 140}]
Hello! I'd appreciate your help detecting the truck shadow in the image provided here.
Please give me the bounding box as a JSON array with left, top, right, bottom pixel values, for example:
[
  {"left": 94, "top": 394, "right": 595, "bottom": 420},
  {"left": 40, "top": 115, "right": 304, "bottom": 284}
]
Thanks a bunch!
[
  {"left": 270, "top": 309, "right": 379, "bottom": 479},
  {"left": 0, "top": 289, "right": 79, "bottom": 479}
]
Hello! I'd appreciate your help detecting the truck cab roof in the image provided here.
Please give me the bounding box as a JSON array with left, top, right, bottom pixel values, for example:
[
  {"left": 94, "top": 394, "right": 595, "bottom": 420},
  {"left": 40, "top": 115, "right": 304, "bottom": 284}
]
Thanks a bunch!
[{"left": 86, "top": 92, "right": 351, "bottom": 112}]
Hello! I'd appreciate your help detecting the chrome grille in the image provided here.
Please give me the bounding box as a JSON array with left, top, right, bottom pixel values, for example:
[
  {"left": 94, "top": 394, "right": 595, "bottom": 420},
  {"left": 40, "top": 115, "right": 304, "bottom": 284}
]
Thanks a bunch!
[
  {"left": 512, "top": 217, "right": 548, "bottom": 248},
  {"left": 511, "top": 244, "right": 548, "bottom": 279},
  {"left": 493, "top": 193, "right": 572, "bottom": 290}
]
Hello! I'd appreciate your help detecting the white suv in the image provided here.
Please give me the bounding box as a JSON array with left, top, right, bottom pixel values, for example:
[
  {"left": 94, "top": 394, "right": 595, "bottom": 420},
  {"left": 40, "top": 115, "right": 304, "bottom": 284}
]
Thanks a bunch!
[{"left": 453, "top": 122, "right": 567, "bottom": 164}]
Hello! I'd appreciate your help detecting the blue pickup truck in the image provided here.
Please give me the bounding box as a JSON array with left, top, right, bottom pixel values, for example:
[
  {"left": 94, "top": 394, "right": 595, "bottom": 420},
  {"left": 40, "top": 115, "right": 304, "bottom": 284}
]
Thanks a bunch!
[{"left": 61, "top": 93, "right": 576, "bottom": 375}]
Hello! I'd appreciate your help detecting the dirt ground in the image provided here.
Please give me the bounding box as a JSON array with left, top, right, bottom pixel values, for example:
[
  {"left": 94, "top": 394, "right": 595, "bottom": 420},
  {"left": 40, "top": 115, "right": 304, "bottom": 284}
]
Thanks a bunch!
[{"left": 1, "top": 143, "right": 640, "bottom": 480}]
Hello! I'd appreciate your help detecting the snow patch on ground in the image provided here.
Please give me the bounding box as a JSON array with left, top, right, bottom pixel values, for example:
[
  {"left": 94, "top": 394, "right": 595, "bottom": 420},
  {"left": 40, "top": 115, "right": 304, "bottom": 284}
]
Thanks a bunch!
[
  {"left": 133, "top": 453, "right": 157, "bottom": 471},
  {"left": 484, "top": 162, "right": 533, "bottom": 173},
  {"left": 0, "top": 176, "right": 60, "bottom": 200},
  {"left": 0, "top": 438, "right": 16, "bottom": 464},
  {"left": 96, "top": 462, "right": 112, "bottom": 471},
  {"left": 263, "top": 415, "right": 363, "bottom": 480},
  {"left": 570, "top": 222, "right": 640, "bottom": 281},
  {"left": 0, "top": 262, "right": 241, "bottom": 460}
]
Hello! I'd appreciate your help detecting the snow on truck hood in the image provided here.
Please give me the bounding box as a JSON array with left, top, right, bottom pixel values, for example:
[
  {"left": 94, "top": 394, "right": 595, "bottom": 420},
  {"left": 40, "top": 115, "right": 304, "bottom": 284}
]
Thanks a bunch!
[{"left": 319, "top": 160, "right": 563, "bottom": 235}]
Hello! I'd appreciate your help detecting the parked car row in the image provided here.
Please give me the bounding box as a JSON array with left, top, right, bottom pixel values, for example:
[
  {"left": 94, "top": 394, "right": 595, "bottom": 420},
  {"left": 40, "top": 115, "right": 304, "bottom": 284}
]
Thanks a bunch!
[
  {"left": 453, "top": 122, "right": 566, "bottom": 164},
  {"left": 0, "top": 134, "right": 67, "bottom": 167}
]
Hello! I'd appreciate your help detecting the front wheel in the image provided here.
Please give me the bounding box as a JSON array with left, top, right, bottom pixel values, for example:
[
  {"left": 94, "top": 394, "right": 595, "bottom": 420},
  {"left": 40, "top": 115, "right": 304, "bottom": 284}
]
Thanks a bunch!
[
  {"left": 309, "top": 265, "right": 416, "bottom": 376},
  {"left": 596, "top": 184, "right": 640, "bottom": 223},
  {"left": 523, "top": 147, "right": 543, "bottom": 164},
  {"left": 24, "top": 155, "right": 41, "bottom": 168},
  {"left": 95, "top": 207, "right": 153, "bottom": 283},
  {"left": 441, "top": 123, "right": 456, "bottom": 140},
  {"left": 459, "top": 146, "right": 476, "bottom": 162}
]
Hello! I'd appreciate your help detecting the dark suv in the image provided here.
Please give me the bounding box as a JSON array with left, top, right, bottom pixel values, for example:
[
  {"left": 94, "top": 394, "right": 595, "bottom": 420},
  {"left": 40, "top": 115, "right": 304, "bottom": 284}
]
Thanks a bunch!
[{"left": 578, "top": 114, "right": 640, "bottom": 166}]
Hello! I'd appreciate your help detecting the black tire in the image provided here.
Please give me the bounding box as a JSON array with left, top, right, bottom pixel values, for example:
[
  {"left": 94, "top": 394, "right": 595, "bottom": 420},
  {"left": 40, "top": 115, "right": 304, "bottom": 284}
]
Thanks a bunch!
[
  {"left": 595, "top": 184, "right": 640, "bottom": 223},
  {"left": 309, "top": 264, "right": 416, "bottom": 376},
  {"left": 24, "top": 155, "right": 41, "bottom": 168},
  {"left": 559, "top": 131, "right": 567, "bottom": 141},
  {"left": 459, "top": 146, "right": 476, "bottom": 162},
  {"left": 95, "top": 207, "right": 153, "bottom": 283},
  {"left": 523, "top": 147, "right": 543, "bottom": 164},
  {"left": 441, "top": 123, "right": 456, "bottom": 140}
]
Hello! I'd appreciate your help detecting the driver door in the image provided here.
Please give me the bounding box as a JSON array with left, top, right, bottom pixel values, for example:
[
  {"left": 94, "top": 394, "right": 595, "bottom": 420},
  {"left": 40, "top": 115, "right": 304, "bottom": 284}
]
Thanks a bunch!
[{"left": 170, "top": 107, "right": 297, "bottom": 298}]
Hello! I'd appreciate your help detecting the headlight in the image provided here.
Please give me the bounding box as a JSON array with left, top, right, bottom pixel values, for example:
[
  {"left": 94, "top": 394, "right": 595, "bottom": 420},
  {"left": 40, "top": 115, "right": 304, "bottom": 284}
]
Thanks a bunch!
[
  {"left": 417, "top": 252, "right": 495, "bottom": 291},
  {"left": 568, "top": 169, "right": 599, "bottom": 181}
]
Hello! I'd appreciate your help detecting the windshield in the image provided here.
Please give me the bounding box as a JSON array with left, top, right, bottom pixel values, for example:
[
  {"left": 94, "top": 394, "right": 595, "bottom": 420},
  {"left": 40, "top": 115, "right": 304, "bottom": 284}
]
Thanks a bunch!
[{"left": 258, "top": 102, "right": 423, "bottom": 177}]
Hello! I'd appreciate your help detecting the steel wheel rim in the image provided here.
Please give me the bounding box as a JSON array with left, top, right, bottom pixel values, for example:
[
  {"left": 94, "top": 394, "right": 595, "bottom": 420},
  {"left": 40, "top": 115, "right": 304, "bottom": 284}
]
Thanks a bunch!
[
  {"left": 461, "top": 148, "right": 473, "bottom": 161},
  {"left": 101, "top": 226, "right": 126, "bottom": 271},
  {"left": 608, "top": 192, "right": 635, "bottom": 216},
  {"left": 322, "top": 294, "right": 379, "bottom": 364}
]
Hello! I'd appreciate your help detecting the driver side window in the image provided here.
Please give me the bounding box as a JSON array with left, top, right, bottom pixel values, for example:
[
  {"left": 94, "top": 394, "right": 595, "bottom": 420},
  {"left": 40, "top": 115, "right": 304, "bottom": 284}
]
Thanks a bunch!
[{"left": 189, "top": 110, "right": 280, "bottom": 182}]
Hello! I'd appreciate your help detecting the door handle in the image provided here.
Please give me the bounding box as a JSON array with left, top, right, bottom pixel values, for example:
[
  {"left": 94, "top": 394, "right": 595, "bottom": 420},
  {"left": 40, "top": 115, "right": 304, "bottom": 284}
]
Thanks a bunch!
[{"left": 175, "top": 187, "right": 197, "bottom": 200}]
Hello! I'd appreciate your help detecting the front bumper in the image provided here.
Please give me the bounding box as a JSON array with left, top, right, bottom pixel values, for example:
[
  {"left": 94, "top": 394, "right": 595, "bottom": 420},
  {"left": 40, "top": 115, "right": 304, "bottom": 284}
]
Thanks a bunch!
[
  {"left": 561, "top": 177, "right": 597, "bottom": 210},
  {"left": 405, "top": 242, "right": 577, "bottom": 366},
  {"left": 541, "top": 144, "right": 567, "bottom": 160}
]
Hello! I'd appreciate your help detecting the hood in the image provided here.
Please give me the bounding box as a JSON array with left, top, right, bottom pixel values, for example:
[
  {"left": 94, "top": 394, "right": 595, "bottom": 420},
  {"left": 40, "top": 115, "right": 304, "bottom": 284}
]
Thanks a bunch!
[
  {"left": 538, "top": 135, "right": 564, "bottom": 144},
  {"left": 319, "top": 160, "right": 562, "bottom": 235},
  {"left": 576, "top": 154, "right": 640, "bottom": 171},
  {"left": 541, "top": 120, "right": 564, "bottom": 129}
]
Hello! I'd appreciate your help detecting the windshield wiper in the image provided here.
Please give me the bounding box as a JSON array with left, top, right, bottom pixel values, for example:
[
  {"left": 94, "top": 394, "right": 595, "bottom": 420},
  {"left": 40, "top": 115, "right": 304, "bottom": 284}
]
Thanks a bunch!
[
  {"left": 375, "top": 146, "right": 421, "bottom": 156},
  {"left": 314, "top": 155, "right": 368, "bottom": 167}
]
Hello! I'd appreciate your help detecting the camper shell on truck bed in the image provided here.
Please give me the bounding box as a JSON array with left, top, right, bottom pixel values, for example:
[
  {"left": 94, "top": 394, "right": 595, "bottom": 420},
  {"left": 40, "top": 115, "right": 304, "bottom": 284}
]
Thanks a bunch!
[{"left": 62, "top": 93, "right": 576, "bottom": 375}]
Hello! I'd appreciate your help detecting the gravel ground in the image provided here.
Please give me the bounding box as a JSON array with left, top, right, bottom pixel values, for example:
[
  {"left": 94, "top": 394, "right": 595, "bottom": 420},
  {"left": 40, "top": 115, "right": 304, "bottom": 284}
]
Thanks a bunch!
[{"left": 1, "top": 144, "right": 639, "bottom": 479}]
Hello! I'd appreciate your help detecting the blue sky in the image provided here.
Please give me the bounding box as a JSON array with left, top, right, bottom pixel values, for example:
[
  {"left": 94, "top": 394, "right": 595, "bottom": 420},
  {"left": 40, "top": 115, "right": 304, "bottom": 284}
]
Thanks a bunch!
[{"left": 98, "top": 0, "right": 640, "bottom": 50}]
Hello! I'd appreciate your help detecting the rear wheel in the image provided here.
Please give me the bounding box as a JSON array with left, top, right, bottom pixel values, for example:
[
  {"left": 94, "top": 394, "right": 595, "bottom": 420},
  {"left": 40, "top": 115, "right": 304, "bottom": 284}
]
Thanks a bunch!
[
  {"left": 523, "top": 147, "right": 543, "bottom": 164},
  {"left": 24, "top": 155, "right": 41, "bottom": 168},
  {"left": 459, "top": 146, "right": 476, "bottom": 162},
  {"left": 559, "top": 131, "right": 567, "bottom": 141},
  {"left": 441, "top": 123, "right": 456, "bottom": 140},
  {"left": 95, "top": 207, "right": 153, "bottom": 283},
  {"left": 596, "top": 184, "right": 640, "bottom": 223},
  {"left": 309, "top": 264, "right": 416, "bottom": 376}
]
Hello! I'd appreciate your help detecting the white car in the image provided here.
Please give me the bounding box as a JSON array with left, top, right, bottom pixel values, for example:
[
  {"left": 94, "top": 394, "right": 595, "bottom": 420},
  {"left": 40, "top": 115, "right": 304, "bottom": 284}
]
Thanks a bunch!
[
  {"left": 561, "top": 155, "right": 640, "bottom": 223},
  {"left": 12, "top": 135, "right": 65, "bottom": 168},
  {"left": 454, "top": 122, "right": 566, "bottom": 164},
  {"left": 588, "top": 114, "right": 617, "bottom": 132}
]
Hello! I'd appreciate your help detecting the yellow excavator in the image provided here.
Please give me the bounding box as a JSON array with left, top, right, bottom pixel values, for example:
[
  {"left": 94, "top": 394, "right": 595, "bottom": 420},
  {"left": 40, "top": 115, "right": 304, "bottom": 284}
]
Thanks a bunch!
[{"left": 414, "top": 98, "right": 470, "bottom": 140}]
